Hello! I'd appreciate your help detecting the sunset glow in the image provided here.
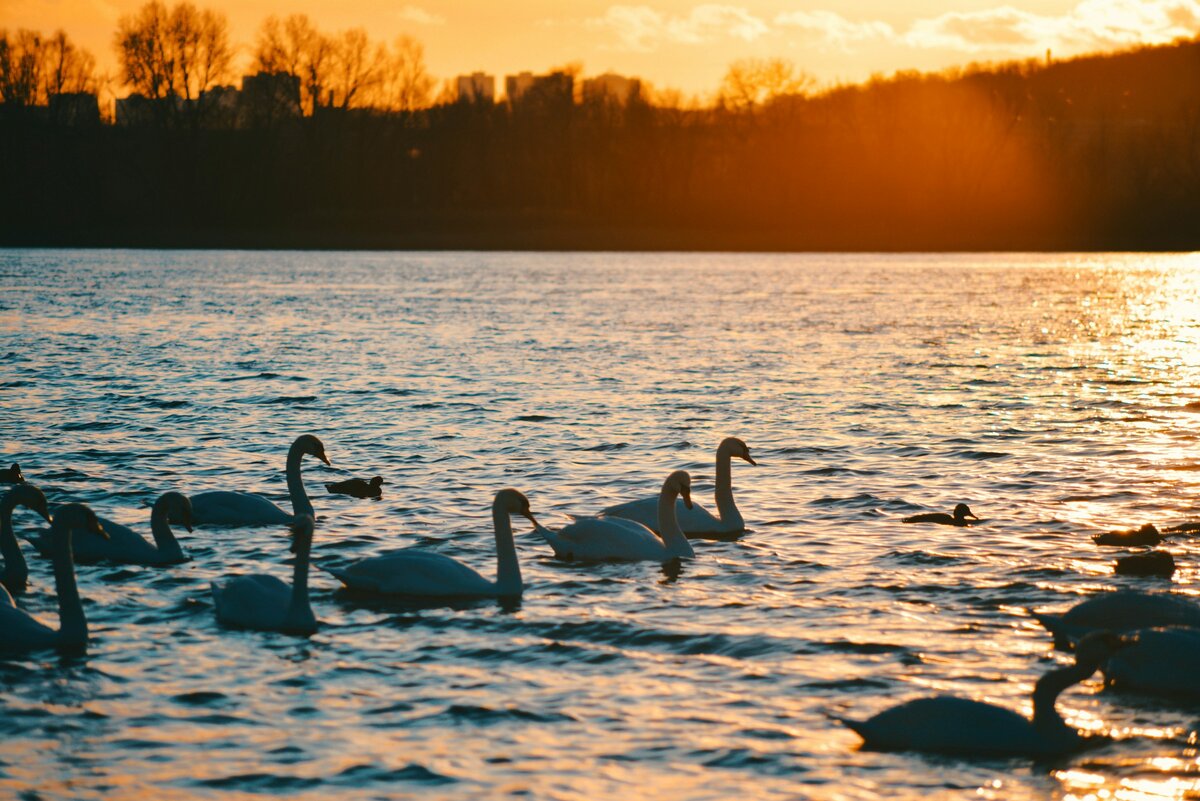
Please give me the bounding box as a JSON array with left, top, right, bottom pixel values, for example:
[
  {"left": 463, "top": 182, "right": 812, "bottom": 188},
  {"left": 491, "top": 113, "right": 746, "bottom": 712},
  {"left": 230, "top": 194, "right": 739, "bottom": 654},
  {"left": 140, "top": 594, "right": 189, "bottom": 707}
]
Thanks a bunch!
[{"left": 6, "top": 0, "right": 1200, "bottom": 96}]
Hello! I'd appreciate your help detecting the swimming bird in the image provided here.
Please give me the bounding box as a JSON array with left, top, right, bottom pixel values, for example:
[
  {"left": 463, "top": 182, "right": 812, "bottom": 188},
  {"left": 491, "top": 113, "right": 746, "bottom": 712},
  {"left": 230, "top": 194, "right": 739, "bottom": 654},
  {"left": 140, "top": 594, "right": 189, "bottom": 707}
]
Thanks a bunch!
[
  {"left": 0, "top": 463, "right": 24, "bottom": 484},
  {"left": 601, "top": 438, "right": 756, "bottom": 539},
  {"left": 833, "top": 632, "right": 1127, "bottom": 758},
  {"left": 30, "top": 492, "right": 193, "bottom": 566},
  {"left": 325, "top": 475, "right": 384, "bottom": 499},
  {"left": 1093, "top": 523, "right": 1162, "bottom": 547},
  {"left": 0, "top": 504, "right": 107, "bottom": 655},
  {"left": 536, "top": 471, "right": 695, "bottom": 562},
  {"left": 191, "top": 435, "right": 330, "bottom": 527},
  {"left": 902, "top": 504, "right": 978, "bottom": 526},
  {"left": 1101, "top": 626, "right": 1200, "bottom": 699},
  {"left": 211, "top": 514, "right": 317, "bottom": 634},
  {"left": 1113, "top": 550, "right": 1174, "bottom": 578},
  {"left": 1034, "top": 591, "right": 1200, "bottom": 650},
  {"left": 324, "top": 489, "right": 534, "bottom": 598},
  {"left": 0, "top": 484, "right": 50, "bottom": 600}
]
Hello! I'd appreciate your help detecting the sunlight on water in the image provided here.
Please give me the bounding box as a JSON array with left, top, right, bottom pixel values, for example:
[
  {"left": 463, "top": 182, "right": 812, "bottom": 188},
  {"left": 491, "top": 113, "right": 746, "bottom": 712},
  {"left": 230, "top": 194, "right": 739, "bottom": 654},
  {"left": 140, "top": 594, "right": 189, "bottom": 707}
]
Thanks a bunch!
[{"left": 3, "top": 250, "right": 1200, "bottom": 799}]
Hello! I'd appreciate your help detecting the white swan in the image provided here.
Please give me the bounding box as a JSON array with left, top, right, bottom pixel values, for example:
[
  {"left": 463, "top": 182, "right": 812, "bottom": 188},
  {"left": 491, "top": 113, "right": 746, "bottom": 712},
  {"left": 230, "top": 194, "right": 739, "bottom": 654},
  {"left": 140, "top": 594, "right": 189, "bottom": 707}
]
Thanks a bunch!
[
  {"left": 1, "top": 484, "right": 51, "bottom": 601},
  {"left": 1033, "top": 591, "right": 1200, "bottom": 650},
  {"left": 191, "top": 435, "right": 330, "bottom": 526},
  {"left": 32, "top": 493, "right": 192, "bottom": 566},
  {"left": 1101, "top": 626, "right": 1200, "bottom": 699},
  {"left": 0, "top": 504, "right": 107, "bottom": 655},
  {"left": 833, "top": 632, "right": 1126, "bottom": 757},
  {"left": 325, "top": 489, "right": 534, "bottom": 598},
  {"left": 602, "top": 438, "right": 755, "bottom": 539},
  {"left": 537, "top": 471, "right": 695, "bottom": 562},
  {"left": 211, "top": 514, "right": 317, "bottom": 634}
]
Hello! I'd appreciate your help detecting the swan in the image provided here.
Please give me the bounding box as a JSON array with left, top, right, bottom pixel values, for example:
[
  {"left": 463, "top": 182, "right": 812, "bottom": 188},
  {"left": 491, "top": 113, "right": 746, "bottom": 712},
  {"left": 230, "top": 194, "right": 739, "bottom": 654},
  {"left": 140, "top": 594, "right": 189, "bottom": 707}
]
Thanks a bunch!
[
  {"left": 325, "top": 475, "right": 384, "bottom": 499},
  {"left": 1, "top": 484, "right": 51, "bottom": 600},
  {"left": 211, "top": 514, "right": 317, "bottom": 634},
  {"left": 902, "top": 503, "right": 978, "bottom": 526},
  {"left": 0, "top": 463, "right": 23, "bottom": 483},
  {"left": 0, "top": 504, "right": 107, "bottom": 655},
  {"left": 191, "top": 435, "right": 330, "bottom": 526},
  {"left": 1101, "top": 626, "right": 1200, "bottom": 698},
  {"left": 1034, "top": 591, "right": 1200, "bottom": 650},
  {"left": 833, "top": 632, "right": 1126, "bottom": 758},
  {"left": 324, "top": 489, "right": 534, "bottom": 598},
  {"left": 30, "top": 493, "right": 193, "bottom": 566},
  {"left": 537, "top": 471, "right": 695, "bottom": 562},
  {"left": 602, "top": 438, "right": 755, "bottom": 539}
]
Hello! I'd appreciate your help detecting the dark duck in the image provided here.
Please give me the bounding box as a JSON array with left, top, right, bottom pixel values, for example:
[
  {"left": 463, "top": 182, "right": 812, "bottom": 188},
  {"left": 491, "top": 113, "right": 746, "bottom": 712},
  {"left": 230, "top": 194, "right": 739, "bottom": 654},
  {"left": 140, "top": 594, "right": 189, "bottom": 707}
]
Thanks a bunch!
[
  {"left": 325, "top": 475, "right": 384, "bottom": 499},
  {"left": 902, "top": 503, "right": 978, "bottom": 526}
]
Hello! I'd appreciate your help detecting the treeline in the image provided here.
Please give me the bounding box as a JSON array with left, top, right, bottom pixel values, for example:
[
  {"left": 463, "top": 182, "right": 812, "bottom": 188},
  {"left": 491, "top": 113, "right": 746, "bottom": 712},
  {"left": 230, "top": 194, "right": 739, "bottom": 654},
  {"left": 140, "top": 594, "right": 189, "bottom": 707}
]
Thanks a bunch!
[{"left": 2, "top": 15, "right": 1199, "bottom": 249}]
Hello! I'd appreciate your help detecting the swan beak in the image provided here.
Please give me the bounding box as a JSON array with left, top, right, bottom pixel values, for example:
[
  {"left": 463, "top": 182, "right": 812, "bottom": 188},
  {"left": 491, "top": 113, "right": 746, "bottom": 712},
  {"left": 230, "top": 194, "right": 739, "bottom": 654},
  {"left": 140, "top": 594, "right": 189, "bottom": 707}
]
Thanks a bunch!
[
  {"left": 319, "top": 453, "right": 331, "bottom": 466},
  {"left": 742, "top": 454, "right": 758, "bottom": 466},
  {"left": 524, "top": 512, "right": 539, "bottom": 528},
  {"left": 37, "top": 507, "right": 51, "bottom": 523},
  {"left": 92, "top": 521, "right": 110, "bottom": 540},
  {"left": 682, "top": 489, "right": 693, "bottom": 510}
]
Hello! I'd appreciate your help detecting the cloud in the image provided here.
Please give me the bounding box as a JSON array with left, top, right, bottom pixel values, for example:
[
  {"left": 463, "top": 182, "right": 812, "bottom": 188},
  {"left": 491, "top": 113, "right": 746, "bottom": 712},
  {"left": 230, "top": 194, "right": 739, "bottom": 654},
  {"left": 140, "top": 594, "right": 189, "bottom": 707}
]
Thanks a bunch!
[
  {"left": 589, "top": 4, "right": 768, "bottom": 51},
  {"left": 394, "top": 5, "right": 446, "bottom": 26},
  {"left": 773, "top": 10, "right": 893, "bottom": 49}
]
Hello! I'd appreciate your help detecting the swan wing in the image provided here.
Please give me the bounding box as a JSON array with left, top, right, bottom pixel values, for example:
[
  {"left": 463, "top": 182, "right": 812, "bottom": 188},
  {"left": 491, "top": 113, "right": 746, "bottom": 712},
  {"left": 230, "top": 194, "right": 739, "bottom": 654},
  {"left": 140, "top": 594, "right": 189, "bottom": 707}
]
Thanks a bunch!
[
  {"left": 601, "top": 497, "right": 728, "bottom": 536},
  {"left": 0, "top": 603, "right": 59, "bottom": 654},
  {"left": 212, "top": 574, "right": 291, "bottom": 629},
  {"left": 539, "top": 517, "right": 666, "bottom": 562},
  {"left": 192, "top": 492, "right": 292, "bottom": 527},
  {"left": 849, "top": 696, "right": 1043, "bottom": 756},
  {"left": 71, "top": 516, "right": 159, "bottom": 564},
  {"left": 1041, "top": 592, "right": 1200, "bottom": 647},
  {"left": 329, "top": 551, "right": 493, "bottom": 597},
  {"left": 1104, "top": 626, "right": 1200, "bottom": 698}
]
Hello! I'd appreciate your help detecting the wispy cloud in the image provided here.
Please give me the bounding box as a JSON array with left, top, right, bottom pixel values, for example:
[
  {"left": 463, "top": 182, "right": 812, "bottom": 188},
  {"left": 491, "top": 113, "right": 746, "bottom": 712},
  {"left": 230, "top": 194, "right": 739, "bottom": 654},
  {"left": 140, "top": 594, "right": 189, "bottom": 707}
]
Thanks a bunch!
[
  {"left": 773, "top": 10, "right": 893, "bottom": 49},
  {"left": 588, "top": 4, "right": 769, "bottom": 51},
  {"left": 394, "top": 5, "right": 446, "bottom": 26}
]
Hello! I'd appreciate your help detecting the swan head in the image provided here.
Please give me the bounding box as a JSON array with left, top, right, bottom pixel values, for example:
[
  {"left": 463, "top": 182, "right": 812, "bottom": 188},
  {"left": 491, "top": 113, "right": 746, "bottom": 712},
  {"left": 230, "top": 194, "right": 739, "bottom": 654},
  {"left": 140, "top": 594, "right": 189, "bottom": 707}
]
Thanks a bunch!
[
  {"left": 289, "top": 514, "right": 315, "bottom": 553},
  {"left": 1073, "top": 630, "right": 1129, "bottom": 669},
  {"left": 51, "top": 503, "right": 107, "bottom": 540},
  {"left": 721, "top": 437, "right": 757, "bottom": 466},
  {"left": 294, "top": 435, "right": 331, "bottom": 466},
  {"left": 953, "top": 503, "right": 978, "bottom": 522},
  {"left": 7, "top": 483, "right": 51, "bottom": 522},
  {"left": 495, "top": 489, "right": 537, "bottom": 526},
  {"left": 159, "top": 491, "right": 194, "bottom": 532},
  {"left": 664, "top": 470, "right": 693, "bottom": 509}
]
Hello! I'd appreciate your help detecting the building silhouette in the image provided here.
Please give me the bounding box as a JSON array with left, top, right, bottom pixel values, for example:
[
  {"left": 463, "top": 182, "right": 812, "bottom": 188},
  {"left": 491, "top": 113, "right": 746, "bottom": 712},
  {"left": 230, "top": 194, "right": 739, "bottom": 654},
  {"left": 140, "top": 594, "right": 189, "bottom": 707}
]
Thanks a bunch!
[{"left": 456, "top": 72, "right": 495, "bottom": 103}]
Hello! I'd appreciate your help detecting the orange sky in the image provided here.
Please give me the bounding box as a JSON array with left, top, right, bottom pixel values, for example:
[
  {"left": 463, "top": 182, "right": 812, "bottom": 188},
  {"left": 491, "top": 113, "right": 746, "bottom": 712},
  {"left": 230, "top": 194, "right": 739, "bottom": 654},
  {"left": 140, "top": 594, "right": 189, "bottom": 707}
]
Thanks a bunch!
[{"left": 4, "top": 0, "right": 1200, "bottom": 97}]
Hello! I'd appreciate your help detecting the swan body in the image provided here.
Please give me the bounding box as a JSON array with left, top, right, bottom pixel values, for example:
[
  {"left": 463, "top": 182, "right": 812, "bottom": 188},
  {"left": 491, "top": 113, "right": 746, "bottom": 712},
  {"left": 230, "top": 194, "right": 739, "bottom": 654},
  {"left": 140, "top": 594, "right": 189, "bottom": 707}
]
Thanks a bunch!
[
  {"left": 191, "top": 435, "right": 330, "bottom": 526},
  {"left": 835, "top": 632, "right": 1125, "bottom": 758},
  {"left": 1, "top": 484, "right": 51, "bottom": 599},
  {"left": 325, "top": 489, "right": 533, "bottom": 598},
  {"left": 537, "top": 471, "right": 695, "bottom": 562},
  {"left": 211, "top": 514, "right": 317, "bottom": 634},
  {"left": 1101, "top": 626, "right": 1200, "bottom": 698},
  {"left": 1093, "top": 523, "right": 1161, "bottom": 547},
  {"left": 602, "top": 438, "right": 755, "bottom": 538},
  {"left": 902, "top": 503, "right": 978, "bottom": 526},
  {"left": 0, "top": 504, "right": 107, "bottom": 655},
  {"left": 0, "top": 463, "right": 24, "bottom": 483},
  {"left": 1034, "top": 591, "right": 1200, "bottom": 650},
  {"left": 325, "top": 476, "right": 383, "bottom": 499},
  {"left": 32, "top": 493, "right": 192, "bottom": 565}
]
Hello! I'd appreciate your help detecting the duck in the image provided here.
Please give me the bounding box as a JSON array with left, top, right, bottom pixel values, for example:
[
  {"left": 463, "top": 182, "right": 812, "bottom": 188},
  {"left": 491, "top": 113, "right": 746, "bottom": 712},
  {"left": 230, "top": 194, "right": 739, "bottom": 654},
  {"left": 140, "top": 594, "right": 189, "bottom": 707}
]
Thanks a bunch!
[
  {"left": 833, "top": 631, "right": 1127, "bottom": 758},
  {"left": 601, "top": 438, "right": 756, "bottom": 539},
  {"left": 1, "top": 484, "right": 51, "bottom": 600},
  {"left": 30, "top": 492, "right": 193, "bottom": 566},
  {"left": 0, "top": 463, "right": 24, "bottom": 484},
  {"left": 1113, "top": 550, "right": 1174, "bottom": 578},
  {"left": 211, "top": 514, "right": 317, "bottom": 634},
  {"left": 324, "top": 489, "right": 534, "bottom": 598},
  {"left": 902, "top": 503, "right": 978, "bottom": 526},
  {"left": 1033, "top": 590, "right": 1200, "bottom": 650},
  {"left": 1093, "top": 523, "right": 1162, "bottom": 547},
  {"left": 536, "top": 471, "right": 695, "bottom": 562},
  {"left": 190, "top": 435, "right": 330, "bottom": 526},
  {"left": 325, "top": 475, "right": 384, "bottom": 499},
  {"left": 0, "top": 504, "right": 107, "bottom": 655},
  {"left": 1101, "top": 626, "right": 1200, "bottom": 699}
]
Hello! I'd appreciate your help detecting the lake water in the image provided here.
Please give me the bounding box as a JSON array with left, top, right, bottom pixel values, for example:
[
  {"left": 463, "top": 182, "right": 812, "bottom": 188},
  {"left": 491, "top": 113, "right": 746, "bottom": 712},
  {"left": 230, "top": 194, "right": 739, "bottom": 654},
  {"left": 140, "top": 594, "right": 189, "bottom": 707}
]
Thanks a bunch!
[{"left": 3, "top": 249, "right": 1200, "bottom": 800}]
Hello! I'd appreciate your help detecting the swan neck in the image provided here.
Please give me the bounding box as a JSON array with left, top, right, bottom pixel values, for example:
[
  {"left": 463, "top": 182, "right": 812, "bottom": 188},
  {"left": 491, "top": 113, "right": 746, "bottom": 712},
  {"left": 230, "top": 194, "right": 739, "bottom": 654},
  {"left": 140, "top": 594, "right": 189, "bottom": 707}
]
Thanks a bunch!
[
  {"left": 286, "top": 537, "right": 314, "bottom": 628},
  {"left": 658, "top": 485, "right": 695, "bottom": 558},
  {"left": 0, "top": 497, "right": 28, "bottom": 593},
  {"left": 50, "top": 529, "right": 87, "bottom": 647},
  {"left": 1031, "top": 661, "right": 1092, "bottom": 734},
  {"left": 714, "top": 445, "right": 742, "bottom": 529},
  {"left": 286, "top": 447, "right": 314, "bottom": 519},
  {"left": 492, "top": 502, "right": 522, "bottom": 596},
  {"left": 149, "top": 499, "right": 183, "bottom": 560}
]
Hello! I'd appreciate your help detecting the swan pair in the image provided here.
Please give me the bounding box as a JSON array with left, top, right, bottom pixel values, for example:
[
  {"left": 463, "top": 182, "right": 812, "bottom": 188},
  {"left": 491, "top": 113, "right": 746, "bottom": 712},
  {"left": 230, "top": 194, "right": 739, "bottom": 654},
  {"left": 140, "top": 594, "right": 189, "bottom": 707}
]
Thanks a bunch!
[{"left": 0, "top": 504, "right": 108, "bottom": 655}]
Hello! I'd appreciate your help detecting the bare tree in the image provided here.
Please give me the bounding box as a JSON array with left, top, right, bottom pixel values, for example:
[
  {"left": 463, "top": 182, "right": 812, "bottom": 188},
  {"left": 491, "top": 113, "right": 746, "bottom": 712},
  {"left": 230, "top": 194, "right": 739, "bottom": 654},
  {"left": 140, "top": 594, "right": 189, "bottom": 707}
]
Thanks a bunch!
[
  {"left": 253, "top": 14, "right": 330, "bottom": 114},
  {"left": 377, "top": 35, "right": 434, "bottom": 112},
  {"left": 327, "top": 28, "right": 385, "bottom": 110},
  {"left": 43, "top": 30, "right": 98, "bottom": 97},
  {"left": 0, "top": 30, "right": 46, "bottom": 106},
  {"left": 719, "top": 58, "right": 813, "bottom": 113},
  {"left": 114, "top": 1, "right": 231, "bottom": 105}
]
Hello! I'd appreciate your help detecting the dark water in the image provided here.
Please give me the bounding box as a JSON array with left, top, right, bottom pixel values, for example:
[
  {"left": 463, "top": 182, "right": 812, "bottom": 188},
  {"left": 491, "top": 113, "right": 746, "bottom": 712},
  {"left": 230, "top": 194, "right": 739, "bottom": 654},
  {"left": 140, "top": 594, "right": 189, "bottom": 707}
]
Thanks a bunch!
[{"left": 3, "top": 249, "right": 1200, "bottom": 800}]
